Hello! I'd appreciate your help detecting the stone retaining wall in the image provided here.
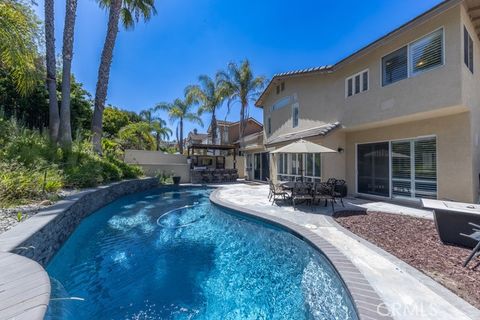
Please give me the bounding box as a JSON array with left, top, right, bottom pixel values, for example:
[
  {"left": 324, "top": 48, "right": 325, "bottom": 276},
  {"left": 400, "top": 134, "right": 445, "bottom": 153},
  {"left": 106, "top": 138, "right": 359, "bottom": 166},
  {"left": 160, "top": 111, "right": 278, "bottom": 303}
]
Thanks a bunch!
[{"left": 0, "top": 178, "right": 159, "bottom": 266}]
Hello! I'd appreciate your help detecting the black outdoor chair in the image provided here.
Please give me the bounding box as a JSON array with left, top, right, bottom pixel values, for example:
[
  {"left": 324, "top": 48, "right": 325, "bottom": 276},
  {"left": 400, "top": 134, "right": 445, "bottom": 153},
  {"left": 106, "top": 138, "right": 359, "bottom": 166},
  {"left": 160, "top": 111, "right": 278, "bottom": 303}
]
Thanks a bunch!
[
  {"left": 461, "top": 222, "right": 480, "bottom": 267},
  {"left": 326, "top": 178, "right": 337, "bottom": 186},
  {"left": 333, "top": 179, "right": 347, "bottom": 207},
  {"left": 292, "top": 182, "right": 313, "bottom": 208},
  {"left": 269, "top": 180, "right": 291, "bottom": 205},
  {"left": 313, "top": 182, "right": 335, "bottom": 212}
]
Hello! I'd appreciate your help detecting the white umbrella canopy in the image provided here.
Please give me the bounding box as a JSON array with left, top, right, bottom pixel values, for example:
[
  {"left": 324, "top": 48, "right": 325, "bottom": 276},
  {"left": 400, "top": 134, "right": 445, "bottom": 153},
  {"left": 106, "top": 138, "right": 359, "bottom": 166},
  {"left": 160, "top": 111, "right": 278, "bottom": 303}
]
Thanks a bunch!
[{"left": 270, "top": 139, "right": 337, "bottom": 154}]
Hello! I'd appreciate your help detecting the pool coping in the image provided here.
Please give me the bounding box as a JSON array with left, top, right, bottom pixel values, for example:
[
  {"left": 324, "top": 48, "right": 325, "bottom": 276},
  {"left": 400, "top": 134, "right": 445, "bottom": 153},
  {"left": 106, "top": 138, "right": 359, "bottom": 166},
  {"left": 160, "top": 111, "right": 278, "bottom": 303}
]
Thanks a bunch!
[{"left": 210, "top": 188, "right": 393, "bottom": 320}]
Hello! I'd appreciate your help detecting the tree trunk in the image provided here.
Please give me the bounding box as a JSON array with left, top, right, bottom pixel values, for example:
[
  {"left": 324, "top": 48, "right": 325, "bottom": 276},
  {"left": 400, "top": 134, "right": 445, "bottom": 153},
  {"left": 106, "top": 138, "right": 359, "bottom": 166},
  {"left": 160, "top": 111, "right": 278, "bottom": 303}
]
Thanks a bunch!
[
  {"left": 211, "top": 110, "right": 217, "bottom": 145},
  {"left": 156, "top": 132, "right": 160, "bottom": 151},
  {"left": 58, "top": 0, "right": 78, "bottom": 148},
  {"left": 45, "top": 0, "right": 59, "bottom": 143},
  {"left": 179, "top": 118, "right": 184, "bottom": 154},
  {"left": 92, "top": 0, "right": 122, "bottom": 155},
  {"left": 239, "top": 102, "right": 246, "bottom": 143}
]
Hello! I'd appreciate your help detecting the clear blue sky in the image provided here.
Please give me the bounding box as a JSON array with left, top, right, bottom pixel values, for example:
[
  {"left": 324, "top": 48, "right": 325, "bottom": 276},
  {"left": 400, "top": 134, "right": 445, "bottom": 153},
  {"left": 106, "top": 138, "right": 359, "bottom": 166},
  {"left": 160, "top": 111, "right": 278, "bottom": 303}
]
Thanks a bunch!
[{"left": 33, "top": 0, "right": 443, "bottom": 138}]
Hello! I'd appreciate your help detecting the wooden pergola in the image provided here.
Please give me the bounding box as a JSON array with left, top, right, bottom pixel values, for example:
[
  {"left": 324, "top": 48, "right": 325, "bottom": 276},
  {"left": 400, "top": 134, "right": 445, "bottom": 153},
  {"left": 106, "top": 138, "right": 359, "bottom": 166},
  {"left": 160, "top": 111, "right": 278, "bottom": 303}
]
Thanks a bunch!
[{"left": 187, "top": 143, "right": 238, "bottom": 169}]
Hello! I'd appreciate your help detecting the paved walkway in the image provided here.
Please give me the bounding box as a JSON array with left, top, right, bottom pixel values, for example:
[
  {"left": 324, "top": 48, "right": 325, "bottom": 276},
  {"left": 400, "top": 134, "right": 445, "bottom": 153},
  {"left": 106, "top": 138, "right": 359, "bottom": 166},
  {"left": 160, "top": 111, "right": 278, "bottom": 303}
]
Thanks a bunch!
[{"left": 214, "top": 184, "right": 480, "bottom": 320}]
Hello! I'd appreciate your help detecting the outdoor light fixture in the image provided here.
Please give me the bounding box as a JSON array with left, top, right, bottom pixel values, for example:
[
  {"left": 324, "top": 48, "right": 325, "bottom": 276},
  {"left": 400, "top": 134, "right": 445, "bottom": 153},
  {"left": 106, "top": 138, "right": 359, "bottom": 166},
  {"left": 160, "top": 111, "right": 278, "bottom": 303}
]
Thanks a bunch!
[{"left": 337, "top": 147, "right": 344, "bottom": 153}]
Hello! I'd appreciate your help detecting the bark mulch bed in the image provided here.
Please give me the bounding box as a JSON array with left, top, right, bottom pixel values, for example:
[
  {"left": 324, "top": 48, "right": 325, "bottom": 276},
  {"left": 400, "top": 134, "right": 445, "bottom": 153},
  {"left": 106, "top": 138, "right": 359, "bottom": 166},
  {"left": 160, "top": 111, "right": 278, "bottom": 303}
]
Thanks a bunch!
[{"left": 334, "top": 211, "right": 480, "bottom": 309}]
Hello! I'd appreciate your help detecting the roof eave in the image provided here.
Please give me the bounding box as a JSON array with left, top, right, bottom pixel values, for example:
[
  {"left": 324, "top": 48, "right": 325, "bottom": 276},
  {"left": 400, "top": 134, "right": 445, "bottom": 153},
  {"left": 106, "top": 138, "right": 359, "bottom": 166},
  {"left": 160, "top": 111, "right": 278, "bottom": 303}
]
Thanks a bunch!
[{"left": 255, "top": 0, "right": 462, "bottom": 108}]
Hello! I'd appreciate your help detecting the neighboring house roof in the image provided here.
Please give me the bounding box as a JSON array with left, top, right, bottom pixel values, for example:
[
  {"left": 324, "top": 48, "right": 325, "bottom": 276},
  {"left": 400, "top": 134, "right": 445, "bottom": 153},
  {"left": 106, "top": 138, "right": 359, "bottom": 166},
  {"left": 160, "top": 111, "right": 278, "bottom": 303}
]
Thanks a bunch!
[
  {"left": 265, "top": 122, "right": 340, "bottom": 146},
  {"left": 187, "top": 132, "right": 208, "bottom": 141},
  {"left": 207, "top": 117, "right": 263, "bottom": 132},
  {"left": 234, "top": 131, "right": 263, "bottom": 144},
  {"left": 255, "top": 0, "right": 463, "bottom": 107}
]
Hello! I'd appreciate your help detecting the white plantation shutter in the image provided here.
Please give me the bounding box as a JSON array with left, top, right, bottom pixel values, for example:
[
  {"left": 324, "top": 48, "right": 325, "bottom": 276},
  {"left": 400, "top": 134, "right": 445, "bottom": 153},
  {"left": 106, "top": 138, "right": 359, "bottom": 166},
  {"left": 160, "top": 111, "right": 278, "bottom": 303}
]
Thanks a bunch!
[
  {"left": 410, "top": 29, "right": 443, "bottom": 75},
  {"left": 414, "top": 138, "right": 437, "bottom": 199}
]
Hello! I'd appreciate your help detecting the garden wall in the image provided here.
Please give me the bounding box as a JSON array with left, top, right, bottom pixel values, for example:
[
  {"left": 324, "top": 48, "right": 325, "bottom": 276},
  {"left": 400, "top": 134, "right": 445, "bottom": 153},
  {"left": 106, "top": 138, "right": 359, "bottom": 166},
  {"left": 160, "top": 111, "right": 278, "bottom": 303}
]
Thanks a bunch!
[{"left": 124, "top": 149, "right": 190, "bottom": 182}]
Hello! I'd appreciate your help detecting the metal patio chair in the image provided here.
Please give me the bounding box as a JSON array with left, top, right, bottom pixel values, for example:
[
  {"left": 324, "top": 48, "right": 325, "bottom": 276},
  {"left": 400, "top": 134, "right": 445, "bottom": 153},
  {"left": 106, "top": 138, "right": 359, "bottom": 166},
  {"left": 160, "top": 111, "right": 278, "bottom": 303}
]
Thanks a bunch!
[
  {"left": 461, "top": 222, "right": 480, "bottom": 267},
  {"left": 291, "top": 182, "right": 313, "bottom": 208},
  {"left": 269, "top": 180, "right": 290, "bottom": 204},
  {"left": 313, "top": 182, "right": 335, "bottom": 212}
]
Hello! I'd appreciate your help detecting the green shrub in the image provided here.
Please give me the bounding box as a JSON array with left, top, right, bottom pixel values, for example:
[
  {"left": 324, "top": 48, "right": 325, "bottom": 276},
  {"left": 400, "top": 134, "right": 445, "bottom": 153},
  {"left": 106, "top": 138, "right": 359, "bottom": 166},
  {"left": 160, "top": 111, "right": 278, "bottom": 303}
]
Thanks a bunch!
[
  {"left": 0, "top": 162, "right": 63, "bottom": 206},
  {"left": 106, "top": 156, "right": 143, "bottom": 179}
]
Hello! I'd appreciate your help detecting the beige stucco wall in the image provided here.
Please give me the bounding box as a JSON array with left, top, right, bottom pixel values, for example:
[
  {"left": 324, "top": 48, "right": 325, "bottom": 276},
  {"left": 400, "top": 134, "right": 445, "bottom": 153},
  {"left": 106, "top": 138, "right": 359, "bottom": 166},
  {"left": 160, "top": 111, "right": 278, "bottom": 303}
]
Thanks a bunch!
[
  {"left": 460, "top": 3, "right": 480, "bottom": 202},
  {"left": 345, "top": 112, "right": 474, "bottom": 203},
  {"left": 124, "top": 150, "right": 190, "bottom": 182},
  {"left": 262, "top": 4, "right": 465, "bottom": 139},
  {"left": 225, "top": 155, "right": 245, "bottom": 178}
]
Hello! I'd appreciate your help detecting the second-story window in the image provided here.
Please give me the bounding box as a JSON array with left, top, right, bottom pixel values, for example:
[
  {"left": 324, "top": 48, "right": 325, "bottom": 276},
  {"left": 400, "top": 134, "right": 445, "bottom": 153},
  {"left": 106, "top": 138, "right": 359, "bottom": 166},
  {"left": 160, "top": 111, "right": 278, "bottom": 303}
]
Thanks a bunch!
[
  {"left": 409, "top": 28, "right": 443, "bottom": 75},
  {"left": 346, "top": 69, "right": 368, "bottom": 97},
  {"left": 281, "top": 81, "right": 285, "bottom": 91},
  {"left": 292, "top": 103, "right": 299, "bottom": 128},
  {"left": 382, "top": 28, "right": 444, "bottom": 86},
  {"left": 464, "top": 26, "right": 474, "bottom": 73},
  {"left": 267, "top": 117, "right": 271, "bottom": 134},
  {"left": 382, "top": 46, "right": 408, "bottom": 86}
]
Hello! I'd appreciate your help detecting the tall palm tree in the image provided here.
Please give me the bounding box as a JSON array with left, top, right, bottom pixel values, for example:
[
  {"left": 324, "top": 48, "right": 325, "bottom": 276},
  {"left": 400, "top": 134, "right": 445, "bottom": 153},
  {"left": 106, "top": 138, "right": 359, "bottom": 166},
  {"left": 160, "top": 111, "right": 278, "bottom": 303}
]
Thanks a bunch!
[
  {"left": 140, "top": 109, "right": 172, "bottom": 150},
  {"left": 155, "top": 97, "right": 202, "bottom": 154},
  {"left": 186, "top": 74, "right": 228, "bottom": 145},
  {"left": 58, "top": 0, "right": 78, "bottom": 148},
  {"left": 0, "top": 0, "right": 40, "bottom": 96},
  {"left": 92, "top": 0, "right": 157, "bottom": 154},
  {"left": 44, "top": 0, "right": 60, "bottom": 142},
  {"left": 219, "top": 59, "right": 265, "bottom": 141}
]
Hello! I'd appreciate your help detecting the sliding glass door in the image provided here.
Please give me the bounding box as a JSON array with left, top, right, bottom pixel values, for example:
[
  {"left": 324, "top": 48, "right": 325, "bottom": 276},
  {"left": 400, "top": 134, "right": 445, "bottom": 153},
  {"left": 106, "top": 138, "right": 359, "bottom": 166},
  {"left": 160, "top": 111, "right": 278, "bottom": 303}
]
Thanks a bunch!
[
  {"left": 357, "top": 142, "right": 390, "bottom": 197},
  {"left": 391, "top": 138, "right": 437, "bottom": 199},
  {"left": 357, "top": 137, "right": 437, "bottom": 199}
]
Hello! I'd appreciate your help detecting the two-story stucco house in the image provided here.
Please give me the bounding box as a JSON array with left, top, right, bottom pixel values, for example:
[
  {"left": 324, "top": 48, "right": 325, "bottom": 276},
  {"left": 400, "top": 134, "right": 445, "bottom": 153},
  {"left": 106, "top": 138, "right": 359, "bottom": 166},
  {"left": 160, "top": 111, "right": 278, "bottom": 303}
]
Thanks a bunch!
[{"left": 255, "top": 0, "right": 480, "bottom": 203}]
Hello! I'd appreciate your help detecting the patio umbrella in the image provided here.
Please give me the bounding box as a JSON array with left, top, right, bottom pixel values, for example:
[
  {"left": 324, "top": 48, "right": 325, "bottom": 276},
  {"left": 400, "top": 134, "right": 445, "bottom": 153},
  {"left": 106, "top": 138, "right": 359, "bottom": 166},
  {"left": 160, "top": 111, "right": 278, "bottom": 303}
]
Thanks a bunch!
[
  {"left": 270, "top": 139, "right": 337, "bottom": 181},
  {"left": 270, "top": 139, "right": 337, "bottom": 154}
]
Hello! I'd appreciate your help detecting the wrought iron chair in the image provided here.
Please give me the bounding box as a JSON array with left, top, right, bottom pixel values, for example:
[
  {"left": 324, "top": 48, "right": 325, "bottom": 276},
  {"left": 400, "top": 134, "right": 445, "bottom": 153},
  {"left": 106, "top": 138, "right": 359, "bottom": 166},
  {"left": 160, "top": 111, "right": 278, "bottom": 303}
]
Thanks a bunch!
[
  {"left": 291, "top": 182, "right": 313, "bottom": 208},
  {"left": 333, "top": 179, "right": 347, "bottom": 207},
  {"left": 313, "top": 182, "right": 335, "bottom": 212},
  {"left": 461, "top": 223, "right": 480, "bottom": 267},
  {"left": 269, "top": 180, "right": 290, "bottom": 204}
]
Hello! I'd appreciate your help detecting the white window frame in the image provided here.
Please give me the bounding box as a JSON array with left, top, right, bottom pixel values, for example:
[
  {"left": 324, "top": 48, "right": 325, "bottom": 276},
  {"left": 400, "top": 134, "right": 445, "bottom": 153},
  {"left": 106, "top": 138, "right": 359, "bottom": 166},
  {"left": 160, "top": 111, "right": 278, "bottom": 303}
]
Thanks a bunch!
[
  {"left": 345, "top": 69, "right": 369, "bottom": 98},
  {"left": 381, "top": 27, "right": 444, "bottom": 87},
  {"left": 292, "top": 102, "right": 299, "bottom": 128},
  {"left": 276, "top": 152, "right": 322, "bottom": 182},
  {"left": 408, "top": 28, "right": 444, "bottom": 77},
  {"left": 354, "top": 135, "right": 438, "bottom": 201}
]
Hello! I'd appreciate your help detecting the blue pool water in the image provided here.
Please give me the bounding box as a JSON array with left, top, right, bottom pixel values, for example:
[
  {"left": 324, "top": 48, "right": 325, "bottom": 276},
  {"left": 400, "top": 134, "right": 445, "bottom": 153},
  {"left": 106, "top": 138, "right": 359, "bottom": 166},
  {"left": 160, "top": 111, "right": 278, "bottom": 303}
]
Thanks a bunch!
[{"left": 46, "top": 187, "right": 358, "bottom": 320}]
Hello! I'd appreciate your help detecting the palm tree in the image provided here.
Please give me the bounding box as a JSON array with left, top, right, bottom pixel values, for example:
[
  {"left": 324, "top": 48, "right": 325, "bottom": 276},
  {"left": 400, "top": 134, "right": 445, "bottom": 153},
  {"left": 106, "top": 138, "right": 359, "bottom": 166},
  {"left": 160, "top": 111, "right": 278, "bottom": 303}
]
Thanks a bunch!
[
  {"left": 92, "top": 0, "right": 157, "bottom": 154},
  {"left": 218, "top": 59, "right": 265, "bottom": 141},
  {"left": 0, "top": 0, "right": 41, "bottom": 96},
  {"left": 140, "top": 109, "right": 172, "bottom": 150},
  {"left": 58, "top": 0, "right": 78, "bottom": 148},
  {"left": 44, "top": 0, "right": 60, "bottom": 142},
  {"left": 186, "top": 74, "right": 228, "bottom": 145},
  {"left": 155, "top": 97, "right": 203, "bottom": 154}
]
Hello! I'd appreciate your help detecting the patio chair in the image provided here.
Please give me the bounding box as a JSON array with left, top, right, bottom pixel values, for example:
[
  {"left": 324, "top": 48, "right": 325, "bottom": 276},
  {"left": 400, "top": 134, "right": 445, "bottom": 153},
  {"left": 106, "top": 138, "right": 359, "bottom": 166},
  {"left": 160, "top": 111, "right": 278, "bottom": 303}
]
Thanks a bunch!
[
  {"left": 333, "top": 179, "right": 347, "bottom": 207},
  {"left": 269, "top": 180, "right": 290, "bottom": 204},
  {"left": 326, "top": 178, "right": 337, "bottom": 186},
  {"left": 291, "top": 182, "right": 313, "bottom": 208},
  {"left": 461, "top": 222, "right": 480, "bottom": 267},
  {"left": 313, "top": 182, "right": 335, "bottom": 212}
]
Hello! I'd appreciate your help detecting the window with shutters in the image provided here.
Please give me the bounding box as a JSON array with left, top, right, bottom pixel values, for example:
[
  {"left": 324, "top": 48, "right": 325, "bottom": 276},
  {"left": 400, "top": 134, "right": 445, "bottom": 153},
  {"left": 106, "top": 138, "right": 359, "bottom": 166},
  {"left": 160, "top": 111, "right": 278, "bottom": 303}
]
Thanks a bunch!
[
  {"left": 382, "top": 46, "right": 408, "bottom": 86},
  {"left": 409, "top": 28, "right": 443, "bottom": 75},
  {"left": 382, "top": 28, "right": 444, "bottom": 86},
  {"left": 464, "top": 26, "right": 474, "bottom": 73},
  {"left": 346, "top": 69, "right": 368, "bottom": 97}
]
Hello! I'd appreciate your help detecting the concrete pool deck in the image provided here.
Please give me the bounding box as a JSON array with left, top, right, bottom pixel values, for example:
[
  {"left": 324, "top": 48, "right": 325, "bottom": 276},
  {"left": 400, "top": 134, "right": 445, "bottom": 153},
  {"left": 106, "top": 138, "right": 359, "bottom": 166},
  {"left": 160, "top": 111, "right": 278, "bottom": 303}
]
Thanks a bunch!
[{"left": 212, "top": 183, "right": 480, "bottom": 320}]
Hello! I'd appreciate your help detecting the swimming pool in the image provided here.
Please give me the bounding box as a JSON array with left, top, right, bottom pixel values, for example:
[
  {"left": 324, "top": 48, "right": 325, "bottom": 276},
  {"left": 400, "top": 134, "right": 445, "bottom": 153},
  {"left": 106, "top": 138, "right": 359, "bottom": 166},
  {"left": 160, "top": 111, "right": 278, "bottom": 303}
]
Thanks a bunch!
[{"left": 46, "top": 187, "right": 358, "bottom": 319}]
